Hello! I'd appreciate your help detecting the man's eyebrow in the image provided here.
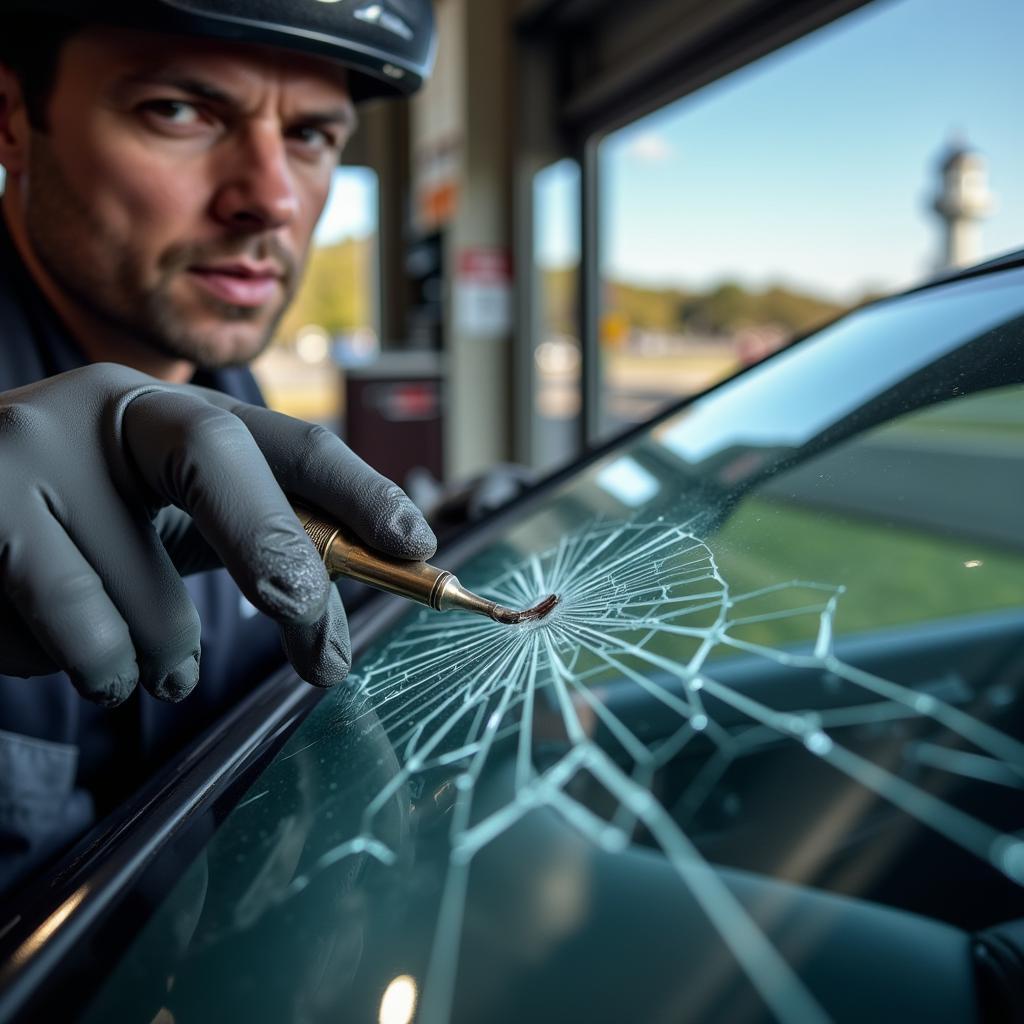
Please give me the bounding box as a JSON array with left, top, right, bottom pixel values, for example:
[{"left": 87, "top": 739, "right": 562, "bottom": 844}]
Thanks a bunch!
[
  {"left": 116, "top": 70, "right": 237, "bottom": 105},
  {"left": 114, "top": 70, "right": 359, "bottom": 131},
  {"left": 295, "top": 103, "right": 360, "bottom": 135}
]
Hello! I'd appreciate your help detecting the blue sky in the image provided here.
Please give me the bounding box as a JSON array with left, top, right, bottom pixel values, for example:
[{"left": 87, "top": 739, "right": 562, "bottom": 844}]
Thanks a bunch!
[{"left": 537, "top": 0, "right": 1024, "bottom": 301}]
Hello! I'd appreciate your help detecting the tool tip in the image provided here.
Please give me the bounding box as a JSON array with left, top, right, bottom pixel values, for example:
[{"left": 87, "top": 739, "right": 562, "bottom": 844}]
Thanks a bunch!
[{"left": 490, "top": 593, "right": 560, "bottom": 625}]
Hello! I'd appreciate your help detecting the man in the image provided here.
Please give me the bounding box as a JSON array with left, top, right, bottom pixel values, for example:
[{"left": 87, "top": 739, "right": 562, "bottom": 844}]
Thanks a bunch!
[{"left": 0, "top": 0, "right": 436, "bottom": 893}]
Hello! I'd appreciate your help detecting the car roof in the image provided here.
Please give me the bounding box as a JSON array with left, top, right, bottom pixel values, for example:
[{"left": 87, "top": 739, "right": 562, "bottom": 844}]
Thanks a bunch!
[{"left": 905, "top": 246, "right": 1024, "bottom": 296}]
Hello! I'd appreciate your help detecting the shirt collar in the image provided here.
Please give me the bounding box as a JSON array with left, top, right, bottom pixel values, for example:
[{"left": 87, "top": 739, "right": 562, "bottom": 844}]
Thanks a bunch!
[{"left": 0, "top": 209, "right": 91, "bottom": 377}]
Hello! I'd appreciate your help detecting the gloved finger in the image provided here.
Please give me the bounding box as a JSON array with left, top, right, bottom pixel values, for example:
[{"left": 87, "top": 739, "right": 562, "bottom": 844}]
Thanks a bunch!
[
  {"left": 61, "top": 490, "right": 202, "bottom": 702},
  {"left": 279, "top": 585, "right": 351, "bottom": 687},
  {"left": 0, "top": 502, "right": 139, "bottom": 705},
  {"left": 123, "top": 391, "right": 330, "bottom": 626},
  {"left": 153, "top": 507, "right": 221, "bottom": 577},
  {"left": 0, "top": 598, "right": 61, "bottom": 678},
  {"left": 202, "top": 402, "right": 436, "bottom": 562}
]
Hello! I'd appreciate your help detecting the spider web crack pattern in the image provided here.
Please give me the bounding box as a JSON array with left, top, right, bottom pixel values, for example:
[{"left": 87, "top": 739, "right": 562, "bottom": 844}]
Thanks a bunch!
[{"left": 293, "top": 517, "right": 1024, "bottom": 1023}]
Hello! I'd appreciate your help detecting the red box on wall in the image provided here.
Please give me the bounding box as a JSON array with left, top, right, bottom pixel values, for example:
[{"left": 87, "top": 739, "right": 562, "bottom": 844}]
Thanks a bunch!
[{"left": 344, "top": 351, "right": 445, "bottom": 488}]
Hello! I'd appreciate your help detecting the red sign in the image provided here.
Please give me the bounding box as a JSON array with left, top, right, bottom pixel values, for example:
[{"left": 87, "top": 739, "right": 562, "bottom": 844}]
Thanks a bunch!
[{"left": 457, "top": 248, "right": 512, "bottom": 283}]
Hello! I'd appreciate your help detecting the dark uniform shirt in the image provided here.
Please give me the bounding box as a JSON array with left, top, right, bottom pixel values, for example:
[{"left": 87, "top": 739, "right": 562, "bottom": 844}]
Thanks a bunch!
[{"left": 0, "top": 214, "right": 287, "bottom": 893}]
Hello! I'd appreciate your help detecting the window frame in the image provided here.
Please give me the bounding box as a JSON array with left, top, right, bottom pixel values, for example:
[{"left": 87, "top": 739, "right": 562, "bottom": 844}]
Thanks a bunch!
[{"left": 515, "top": 0, "right": 872, "bottom": 458}]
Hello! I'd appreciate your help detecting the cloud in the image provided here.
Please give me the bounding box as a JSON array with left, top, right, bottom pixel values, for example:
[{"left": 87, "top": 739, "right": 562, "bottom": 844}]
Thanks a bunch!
[{"left": 626, "top": 132, "right": 672, "bottom": 163}]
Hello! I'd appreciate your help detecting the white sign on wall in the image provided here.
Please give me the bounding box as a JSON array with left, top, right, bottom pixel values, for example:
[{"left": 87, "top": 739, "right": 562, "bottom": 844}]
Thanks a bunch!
[{"left": 454, "top": 248, "right": 512, "bottom": 338}]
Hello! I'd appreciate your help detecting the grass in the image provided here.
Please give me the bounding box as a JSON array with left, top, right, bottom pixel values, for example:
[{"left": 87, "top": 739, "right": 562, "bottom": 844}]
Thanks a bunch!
[
  {"left": 876, "top": 387, "right": 1024, "bottom": 443},
  {"left": 710, "top": 498, "right": 1024, "bottom": 648},
  {"left": 613, "top": 496, "right": 1024, "bottom": 671}
]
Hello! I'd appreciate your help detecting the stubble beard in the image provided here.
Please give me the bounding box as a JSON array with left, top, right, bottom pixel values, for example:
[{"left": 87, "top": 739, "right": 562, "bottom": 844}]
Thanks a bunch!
[{"left": 23, "top": 135, "right": 301, "bottom": 370}]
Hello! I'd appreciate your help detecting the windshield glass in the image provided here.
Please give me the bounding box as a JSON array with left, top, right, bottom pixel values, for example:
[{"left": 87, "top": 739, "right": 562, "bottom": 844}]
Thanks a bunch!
[{"left": 84, "top": 270, "right": 1024, "bottom": 1023}]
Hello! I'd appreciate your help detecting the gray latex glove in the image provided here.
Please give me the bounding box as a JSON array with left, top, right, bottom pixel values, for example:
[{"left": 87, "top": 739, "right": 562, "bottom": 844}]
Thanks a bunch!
[{"left": 0, "top": 363, "right": 436, "bottom": 704}]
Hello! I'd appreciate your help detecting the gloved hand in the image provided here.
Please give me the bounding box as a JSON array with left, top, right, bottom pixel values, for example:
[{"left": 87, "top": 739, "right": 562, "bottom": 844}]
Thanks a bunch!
[{"left": 0, "top": 363, "right": 436, "bottom": 704}]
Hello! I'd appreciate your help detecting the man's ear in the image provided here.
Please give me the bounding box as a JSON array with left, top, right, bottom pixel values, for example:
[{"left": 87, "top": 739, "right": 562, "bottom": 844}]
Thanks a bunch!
[{"left": 0, "top": 64, "right": 30, "bottom": 176}]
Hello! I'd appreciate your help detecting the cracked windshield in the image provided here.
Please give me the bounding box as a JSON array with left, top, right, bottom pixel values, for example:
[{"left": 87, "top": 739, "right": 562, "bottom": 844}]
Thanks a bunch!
[{"left": 84, "top": 269, "right": 1024, "bottom": 1022}]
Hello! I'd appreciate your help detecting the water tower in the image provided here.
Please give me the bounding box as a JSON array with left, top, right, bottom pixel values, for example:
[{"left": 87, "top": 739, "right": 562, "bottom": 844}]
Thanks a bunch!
[{"left": 932, "top": 141, "right": 993, "bottom": 270}]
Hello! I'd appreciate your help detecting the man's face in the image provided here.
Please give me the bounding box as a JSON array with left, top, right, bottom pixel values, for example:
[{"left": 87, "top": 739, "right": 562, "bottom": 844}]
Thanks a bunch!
[{"left": 19, "top": 27, "right": 356, "bottom": 368}]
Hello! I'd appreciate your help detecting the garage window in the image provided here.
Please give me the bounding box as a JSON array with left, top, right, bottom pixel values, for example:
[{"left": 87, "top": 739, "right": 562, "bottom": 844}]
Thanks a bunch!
[
  {"left": 591, "top": 0, "right": 1023, "bottom": 440},
  {"left": 251, "top": 166, "right": 380, "bottom": 429},
  {"left": 532, "top": 158, "right": 583, "bottom": 470}
]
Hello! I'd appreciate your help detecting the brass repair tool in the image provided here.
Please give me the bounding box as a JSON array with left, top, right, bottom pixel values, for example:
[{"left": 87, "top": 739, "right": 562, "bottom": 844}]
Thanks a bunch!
[{"left": 294, "top": 506, "right": 559, "bottom": 624}]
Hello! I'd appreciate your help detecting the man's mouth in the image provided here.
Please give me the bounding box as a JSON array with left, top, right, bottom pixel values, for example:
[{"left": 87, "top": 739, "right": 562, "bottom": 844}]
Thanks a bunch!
[{"left": 187, "top": 262, "right": 284, "bottom": 308}]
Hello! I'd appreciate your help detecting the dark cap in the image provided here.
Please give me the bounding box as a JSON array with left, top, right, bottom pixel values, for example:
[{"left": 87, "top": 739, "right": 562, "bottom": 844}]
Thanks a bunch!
[{"left": 4, "top": 0, "right": 436, "bottom": 101}]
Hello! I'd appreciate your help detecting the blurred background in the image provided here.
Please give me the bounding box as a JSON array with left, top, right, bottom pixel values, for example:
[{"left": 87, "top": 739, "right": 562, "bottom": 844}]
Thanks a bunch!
[
  {"left": 252, "top": 0, "right": 1022, "bottom": 499},
  {"left": 20, "top": 0, "right": 1016, "bottom": 513}
]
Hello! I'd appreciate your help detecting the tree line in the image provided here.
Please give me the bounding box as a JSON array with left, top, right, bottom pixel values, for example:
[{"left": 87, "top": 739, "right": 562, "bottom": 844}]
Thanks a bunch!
[{"left": 277, "top": 239, "right": 874, "bottom": 345}]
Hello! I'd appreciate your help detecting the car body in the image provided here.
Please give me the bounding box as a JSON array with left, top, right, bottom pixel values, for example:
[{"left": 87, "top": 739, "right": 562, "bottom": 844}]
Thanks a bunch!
[{"left": 2, "top": 252, "right": 1024, "bottom": 1023}]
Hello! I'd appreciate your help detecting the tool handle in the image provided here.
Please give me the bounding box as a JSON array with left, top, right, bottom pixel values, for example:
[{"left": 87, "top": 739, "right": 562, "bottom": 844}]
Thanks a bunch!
[{"left": 294, "top": 506, "right": 453, "bottom": 609}]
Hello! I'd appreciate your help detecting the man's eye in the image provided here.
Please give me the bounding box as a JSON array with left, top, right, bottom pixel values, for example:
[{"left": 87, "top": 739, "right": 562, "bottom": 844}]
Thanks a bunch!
[
  {"left": 142, "top": 100, "right": 202, "bottom": 126},
  {"left": 292, "top": 126, "right": 341, "bottom": 152}
]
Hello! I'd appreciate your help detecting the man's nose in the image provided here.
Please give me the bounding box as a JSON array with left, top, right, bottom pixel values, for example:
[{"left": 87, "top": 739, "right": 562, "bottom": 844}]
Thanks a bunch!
[{"left": 210, "top": 127, "right": 301, "bottom": 231}]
